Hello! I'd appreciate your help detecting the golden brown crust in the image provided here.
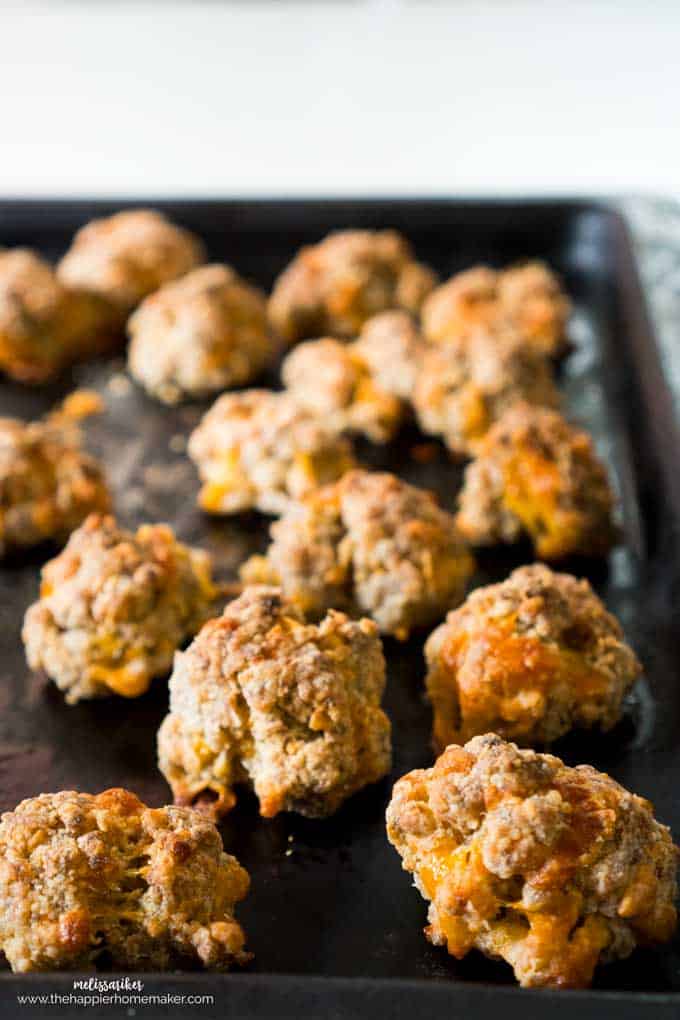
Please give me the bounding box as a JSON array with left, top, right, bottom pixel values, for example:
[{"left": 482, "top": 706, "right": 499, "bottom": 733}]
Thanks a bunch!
[
  {"left": 282, "top": 337, "right": 405, "bottom": 443},
  {"left": 57, "top": 209, "right": 205, "bottom": 319},
  {"left": 188, "top": 389, "right": 356, "bottom": 516},
  {"left": 23, "top": 513, "right": 216, "bottom": 703},
  {"left": 0, "top": 788, "right": 250, "bottom": 972},
  {"left": 241, "top": 469, "right": 474, "bottom": 638},
  {"left": 386, "top": 734, "right": 678, "bottom": 989},
  {"left": 421, "top": 261, "right": 571, "bottom": 358},
  {"left": 456, "top": 402, "right": 617, "bottom": 559},
  {"left": 413, "top": 327, "right": 560, "bottom": 458},
  {"left": 425, "top": 564, "right": 640, "bottom": 747},
  {"left": 0, "top": 401, "right": 110, "bottom": 558},
  {"left": 268, "top": 230, "right": 437, "bottom": 342},
  {"left": 128, "top": 264, "right": 277, "bottom": 403},
  {"left": 158, "top": 586, "right": 391, "bottom": 818}
]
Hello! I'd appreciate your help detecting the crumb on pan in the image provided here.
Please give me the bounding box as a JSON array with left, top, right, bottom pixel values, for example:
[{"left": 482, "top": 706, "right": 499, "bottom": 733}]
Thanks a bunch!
[
  {"left": 0, "top": 402, "right": 110, "bottom": 558},
  {"left": 421, "top": 261, "right": 571, "bottom": 358},
  {"left": 158, "top": 585, "right": 392, "bottom": 818},
  {"left": 0, "top": 788, "right": 250, "bottom": 972},
  {"left": 188, "top": 389, "right": 356, "bottom": 516},
  {"left": 23, "top": 513, "right": 216, "bottom": 702},
  {"left": 268, "top": 229, "right": 437, "bottom": 343},
  {"left": 386, "top": 733, "right": 677, "bottom": 989},
  {"left": 240, "top": 469, "right": 474, "bottom": 638},
  {"left": 128, "top": 264, "right": 278, "bottom": 404},
  {"left": 412, "top": 326, "right": 560, "bottom": 459},
  {"left": 57, "top": 209, "right": 205, "bottom": 319},
  {"left": 455, "top": 402, "right": 617, "bottom": 559},
  {"left": 425, "top": 564, "right": 640, "bottom": 748}
]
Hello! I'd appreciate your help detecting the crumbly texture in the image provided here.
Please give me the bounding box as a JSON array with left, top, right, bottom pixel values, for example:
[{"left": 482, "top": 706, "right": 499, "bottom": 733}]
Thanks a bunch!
[
  {"left": 128, "top": 264, "right": 277, "bottom": 404},
  {"left": 425, "top": 564, "right": 640, "bottom": 748},
  {"left": 353, "top": 310, "right": 427, "bottom": 400},
  {"left": 386, "top": 734, "right": 677, "bottom": 989},
  {"left": 188, "top": 389, "right": 355, "bottom": 516},
  {"left": 57, "top": 209, "right": 205, "bottom": 320},
  {"left": 0, "top": 788, "right": 250, "bottom": 972},
  {"left": 0, "top": 248, "right": 113, "bottom": 383},
  {"left": 421, "top": 261, "right": 571, "bottom": 358},
  {"left": 282, "top": 337, "right": 404, "bottom": 443},
  {"left": 456, "top": 403, "right": 617, "bottom": 559},
  {"left": 0, "top": 401, "right": 110, "bottom": 558},
  {"left": 23, "top": 514, "right": 216, "bottom": 703},
  {"left": 241, "top": 470, "right": 474, "bottom": 638},
  {"left": 158, "top": 586, "right": 391, "bottom": 818},
  {"left": 412, "top": 328, "right": 560, "bottom": 458},
  {"left": 268, "top": 229, "right": 437, "bottom": 342}
]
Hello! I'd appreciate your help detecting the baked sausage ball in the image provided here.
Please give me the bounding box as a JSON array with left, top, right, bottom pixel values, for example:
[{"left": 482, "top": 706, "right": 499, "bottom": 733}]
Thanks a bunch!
[
  {"left": 57, "top": 209, "right": 205, "bottom": 322},
  {"left": 128, "top": 264, "right": 277, "bottom": 404},
  {"left": 188, "top": 389, "right": 355, "bottom": 516},
  {"left": 0, "top": 397, "right": 110, "bottom": 558},
  {"left": 353, "top": 310, "right": 426, "bottom": 401},
  {"left": 425, "top": 564, "right": 640, "bottom": 749},
  {"left": 413, "top": 327, "right": 560, "bottom": 459},
  {"left": 0, "top": 248, "right": 111, "bottom": 383},
  {"left": 386, "top": 734, "right": 677, "bottom": 989},
  {"left": 268, "top": 229, "right": 437, "bottom": 343},
  {"left": 282, "top": 337, "right": 404, "bottom": 443},
  {"left": 421, "top": 261, "right": 571, "bottom": 358},
  {"left": 241, "top": 470, "right": 474, "bottom": 639},
  {"left": 158, "top": 586, "right": 391, "bottom": 819},
  {"left": 23, "top": 514, "right": 216, "bottom": 703},
  {"left": 0, "top": 788, "right": 250, "bottom": 972},
  {"left": 456, "top": 403, "right": 617, "bottom": 559}
]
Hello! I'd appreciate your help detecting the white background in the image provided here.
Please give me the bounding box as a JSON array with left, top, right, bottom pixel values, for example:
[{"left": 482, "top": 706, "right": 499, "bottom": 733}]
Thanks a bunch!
[{"left": 1, "top": 0, "right": 679, "bottom": 200}]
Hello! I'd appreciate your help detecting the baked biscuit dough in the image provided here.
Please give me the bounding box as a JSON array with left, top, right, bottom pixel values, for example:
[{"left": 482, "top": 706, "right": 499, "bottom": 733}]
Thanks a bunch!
[
  {"left": 128, "top": 264, "right": 277, "bottom": 403},
  {"left": 387, "top": 734, "right": 677, "bottom": 988},
  {"left": 421, "top": 261, "right": 571, "bottom": 358},
  {"left": 0, "top": 788, "right": 250, "bottom": 972},
  {"left": 241, "top": 469, "right": 474, "bottom": 639},
  {"left": 158, "top": 586, "right": 391, "bottom": 818},
  {"left": 58, "top": 208, "right": 205, "bottom": 321},
  {"left": 456, "top": 403, "right": 617, "bottom": 559},
  {"left": 188, "top": 389, "right": 355, "bottom": 516},
  {"left": 268, "top": 229, "right": 437, "bottom": 342},
  {"left": 23, "top": 514, "right": 216, "bottom": 702},
  {"left": 425, "top": 564, "right": 640, "bottom": 748}
]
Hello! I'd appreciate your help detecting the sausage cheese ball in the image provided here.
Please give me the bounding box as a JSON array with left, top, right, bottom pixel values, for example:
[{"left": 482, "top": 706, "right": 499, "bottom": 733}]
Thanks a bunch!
[
  {"left": 268, "top": 229, "right": 437, "bottom": 343},
  {"left": 188, "top": 389, "right": 355, "bottom": 516},
  {"left": 353, "top": 310, "right": 427, "bottom": 401},
  {"left": 57, "top": 209, "right": 205, "bottom": 322},
  {"left": 0, "top": 398, "right": 110, "bottom": 558},
  {"left": 386, "top": 734, "right": 677, "bottom": 989},
  {"left": 23, "top": 514, "right": 216, "bottom": 703},
  {"left": 241, "top": 470, "right": 474, "bottom": 639},
  {"left": 421, "top": 261, "right": 571, "bottom": 358},
  {"left": 425, "top": 564, "right": 641, "bottom": 749},
  {"left": 0, "top": 248, "right": 110, "bottom": 383},
  {"left": 413, "top": 327, "right": 560, "bottom": 459},
  {"left": 282, "top": 337, "right": 404, "bottom": 443},
  {"left": 158, "top": 586, "right": 391, "bottom": 819},
  {"left": 128, "top": 264, "right": 277, "bottom": 404},
  {"left": 0, "top": 788, "right": 250, "bottom": 972},
  {"left": 456, "top": 403, "right": 617, "bottom": 559}
]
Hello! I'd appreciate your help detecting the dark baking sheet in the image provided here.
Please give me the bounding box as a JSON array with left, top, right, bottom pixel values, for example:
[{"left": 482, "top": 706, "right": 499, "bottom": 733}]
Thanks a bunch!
[{"left": 0, "top": 199, "right": 679, "bottom": 1019}]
